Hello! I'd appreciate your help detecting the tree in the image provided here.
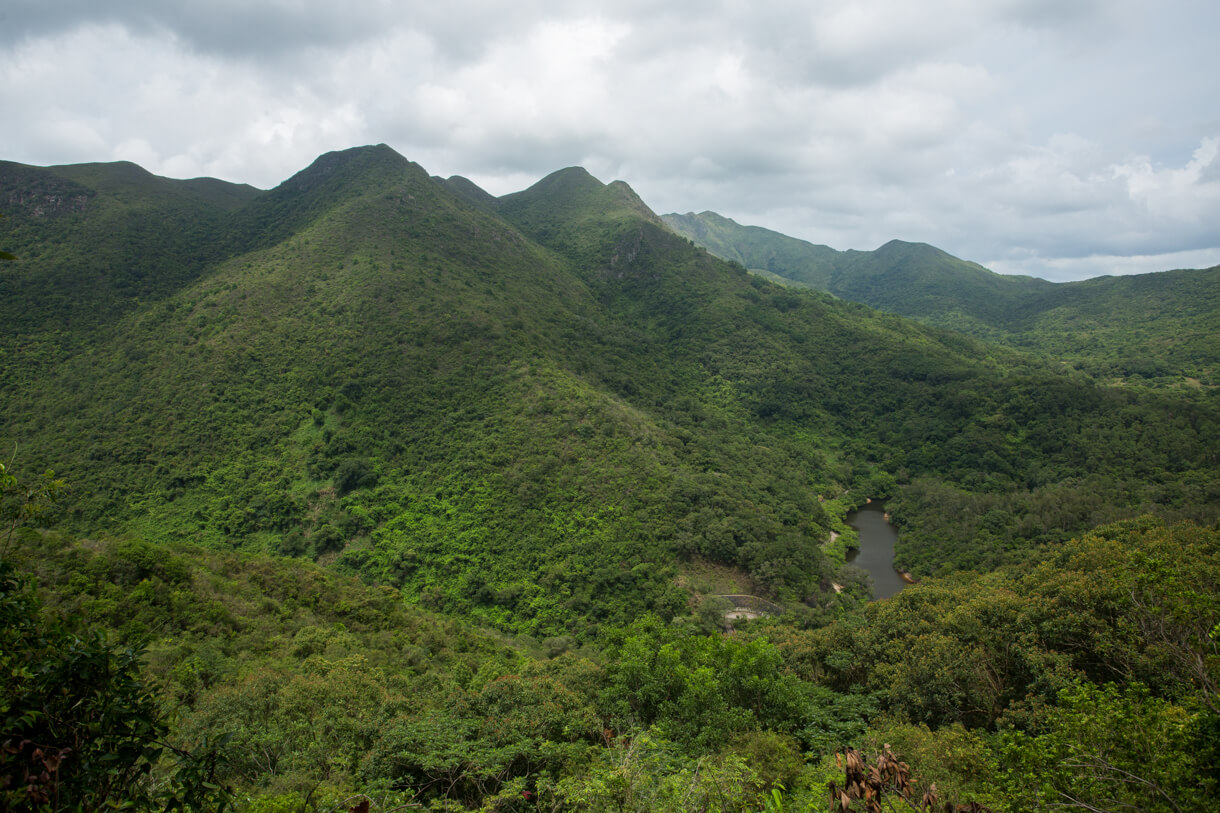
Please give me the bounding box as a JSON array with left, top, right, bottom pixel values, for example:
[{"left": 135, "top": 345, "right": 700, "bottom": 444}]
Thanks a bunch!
[
  {"left": 601, "top": 616, "right": 807, "bottom": 752},
  {"left": 1, "top": 212, "right": 14, "bottom": 261},
  {"left": 999, "top": 682, "right": 1207, "bottom": 813},
  {"left": 0, "top": 558, "right": 231, "bottom": 810},
  {"left": 1, "top": 460, "right": 65, "bottom": 557},
  {"left": 1, "top": 464, "right": 229, "bottom": 810}
]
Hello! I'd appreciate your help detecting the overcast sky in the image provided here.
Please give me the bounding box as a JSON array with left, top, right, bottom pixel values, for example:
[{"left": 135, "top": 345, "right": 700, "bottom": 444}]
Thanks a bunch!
[{"left": 3, "top": 1, "right": 1218, "bottom": 281}]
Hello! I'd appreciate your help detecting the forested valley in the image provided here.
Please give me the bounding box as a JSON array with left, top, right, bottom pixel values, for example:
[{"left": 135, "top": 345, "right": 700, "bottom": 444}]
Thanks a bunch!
[{"left": 2, "top": 145, "right": 1217, "bottom": 812}]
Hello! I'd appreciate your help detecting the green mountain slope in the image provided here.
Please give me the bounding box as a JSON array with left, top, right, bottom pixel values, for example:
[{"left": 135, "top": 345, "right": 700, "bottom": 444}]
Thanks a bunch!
[
  {"left": 830, "top": 239, "right": 1050, "bottom": 326},
  {"left": 435, "top": 173, "right": 501, "bottom": 213},
  {"left": 2, "top": 146, "right": 1218, "bottom": 640},
  {"left": 0, "top": 159, "right": 259, "bottom": 329},
  {"left": 663, "top": 210, "right": 842, "bottom": 286},
  {"left": 663, "top": 211, "right": 1220, "bottom": 384},
  {"left": 1006, "top": 265, "right": 1220, "bottom": 380}
]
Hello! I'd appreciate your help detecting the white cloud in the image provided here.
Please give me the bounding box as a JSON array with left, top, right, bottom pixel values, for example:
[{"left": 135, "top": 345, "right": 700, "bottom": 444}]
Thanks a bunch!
[
  {"left": 1113, "top": 137, "right": 1220, "bottom": 222},
  {"left": 0, "top": 22, "right": 375, "bottom": 185}
]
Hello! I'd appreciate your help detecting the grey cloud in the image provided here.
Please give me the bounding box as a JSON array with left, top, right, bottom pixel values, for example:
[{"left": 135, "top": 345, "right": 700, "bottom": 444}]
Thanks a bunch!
[
  {"left": 996, "top": 0, "right": 1116, "bottom": 32},
  {"left": 0, "top": 0, "right": 550, "bottom": 61},
  {"left": 1, "top": 1, "right": 382, "bottom": 52}
]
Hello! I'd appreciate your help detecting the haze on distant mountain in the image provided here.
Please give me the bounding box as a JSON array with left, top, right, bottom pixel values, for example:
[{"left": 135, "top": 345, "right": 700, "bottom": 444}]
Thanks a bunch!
[{"left": 3, "top": 0, "right": 1219, "bottom": 281}]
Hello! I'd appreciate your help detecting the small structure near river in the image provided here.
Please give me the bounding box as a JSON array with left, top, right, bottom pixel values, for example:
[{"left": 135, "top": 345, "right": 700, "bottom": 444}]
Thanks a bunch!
[{"left": 712, "top": 594, "right": 785, "bottom": 629}]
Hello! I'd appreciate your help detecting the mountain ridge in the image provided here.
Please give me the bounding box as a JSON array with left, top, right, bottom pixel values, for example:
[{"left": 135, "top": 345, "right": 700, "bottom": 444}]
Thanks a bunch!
[{"left": 662, "top": 210, "right": 1220, "bottom": 384}]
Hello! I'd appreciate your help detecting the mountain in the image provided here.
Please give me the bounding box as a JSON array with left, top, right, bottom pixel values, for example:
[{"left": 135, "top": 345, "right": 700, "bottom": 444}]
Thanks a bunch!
[
  {"left": 663, "top": 211, "right": 1220, "bottom": 385},
  {"left": 663, "top": 210, "right": 843, "bottom": 286},
  {"left": 435, "top": 174, "right": 500, "bottom": 213},
  {"left": 0, "top": 158, "right": 259, "bottom": 337},
  {"left": 2, "top": 146, "right": 1218, "bottom": 638}
]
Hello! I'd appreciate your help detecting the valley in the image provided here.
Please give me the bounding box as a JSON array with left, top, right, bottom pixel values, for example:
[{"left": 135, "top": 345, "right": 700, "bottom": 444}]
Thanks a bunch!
[{"left": 843, "top": 503, "right": 905, "bottom": 600}]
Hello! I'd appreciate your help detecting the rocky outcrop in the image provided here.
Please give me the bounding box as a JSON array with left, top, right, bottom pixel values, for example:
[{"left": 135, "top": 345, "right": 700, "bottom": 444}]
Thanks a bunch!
[{"left": 0, "top": 163, "right": 94, "bottom": 219}]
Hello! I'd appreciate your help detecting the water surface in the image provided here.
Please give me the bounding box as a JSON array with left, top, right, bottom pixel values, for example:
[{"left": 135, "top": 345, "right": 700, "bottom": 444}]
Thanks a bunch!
[{"left": 845, "top": 503, "right": 906, "bottom": 600}]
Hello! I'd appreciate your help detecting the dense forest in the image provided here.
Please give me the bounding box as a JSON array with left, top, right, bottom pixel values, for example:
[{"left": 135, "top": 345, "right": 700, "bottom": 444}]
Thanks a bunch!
[{"left": 2, "top": 145, "right": 1217, "bottom": 811}]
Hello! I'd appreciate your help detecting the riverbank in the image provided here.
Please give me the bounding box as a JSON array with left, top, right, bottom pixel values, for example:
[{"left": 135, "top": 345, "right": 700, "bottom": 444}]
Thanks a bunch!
[{"left": 819, "top": 497, "right": 860, "bottom": 563}]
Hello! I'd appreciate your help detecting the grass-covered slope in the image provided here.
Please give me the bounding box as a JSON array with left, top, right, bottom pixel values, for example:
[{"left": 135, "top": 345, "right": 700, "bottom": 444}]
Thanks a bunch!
[{"left": 664, "top": 211, "right": 1220, "bottom": 385}]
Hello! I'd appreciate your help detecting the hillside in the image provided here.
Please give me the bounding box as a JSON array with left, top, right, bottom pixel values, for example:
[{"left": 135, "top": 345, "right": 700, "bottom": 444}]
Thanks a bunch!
[
  {"left": 663, "top": 211, "right": 1220, "bottom": 385},
  {"left": 0, "top": 159, "right": 258, "bottom": 334}
]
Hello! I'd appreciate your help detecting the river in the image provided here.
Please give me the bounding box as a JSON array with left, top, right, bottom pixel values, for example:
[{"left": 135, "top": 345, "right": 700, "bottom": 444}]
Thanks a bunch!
[{"left": 845, "top": 502, "right": 907, "bottom": 600}]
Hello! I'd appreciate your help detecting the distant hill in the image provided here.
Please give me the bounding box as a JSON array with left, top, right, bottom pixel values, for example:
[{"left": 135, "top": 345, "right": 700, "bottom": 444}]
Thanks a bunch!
[
  {"left": 0, "top": 158, "right": 259, "bottom": 336},
  {"left": 435, "top": 174, "right": 500, "bottom": 213},
  {"left": 663, "top": 210, "right": 843, "bottom": 287},
  {"left": 663, "top": 211, "right": 1220, "bottom": 385}
]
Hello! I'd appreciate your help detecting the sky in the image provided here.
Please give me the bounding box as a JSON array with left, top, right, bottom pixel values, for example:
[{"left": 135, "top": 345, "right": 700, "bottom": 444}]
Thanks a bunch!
[{"left": 2, "top": 1, "right": 1218, "bottom": 282}]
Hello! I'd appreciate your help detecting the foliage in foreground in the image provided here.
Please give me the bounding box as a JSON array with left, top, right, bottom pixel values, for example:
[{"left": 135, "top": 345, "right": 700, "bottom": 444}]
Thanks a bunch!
[
  {"left": 1, "top": 559, "right": 230, "bottom": 811},
  {"left": 3, "top": 516, "right": 1216, "bottom": 811}
]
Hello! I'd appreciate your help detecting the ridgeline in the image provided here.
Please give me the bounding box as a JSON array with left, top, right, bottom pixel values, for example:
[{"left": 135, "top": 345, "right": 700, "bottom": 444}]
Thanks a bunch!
[{"left": 664, "top": 210, "right": 1220, "bottom": 386}]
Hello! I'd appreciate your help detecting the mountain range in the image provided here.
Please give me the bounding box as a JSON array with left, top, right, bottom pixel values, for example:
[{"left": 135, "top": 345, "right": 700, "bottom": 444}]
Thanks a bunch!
[
  {"left": 3, "top": 144, "right": 1218, "bottom": 812},
  {"left": 2, "top": 144, "right": 1218, "bottom": 632},
  {"left": 663, "top": 210, "right": 1220, "bottom": 385}
]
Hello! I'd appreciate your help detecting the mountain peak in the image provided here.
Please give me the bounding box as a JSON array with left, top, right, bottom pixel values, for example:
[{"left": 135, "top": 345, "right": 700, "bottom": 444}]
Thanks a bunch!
[
  {"left": 606, "top": 180, "right": 661, "bottom": 223},
  {"left": 496, "top": 168, "right": 672, "bottom": 269},
  {"left": 436, "top": 174, "right": 499, "bottom": 213},
  {"left": 513, "top": 166, "right": 604, "bottom": 200},
  {"left": 279, "top": 143, "right": 412, "bottom": 194},
  {"left": 499, "top": 166, "right": 662, "bottom": 222},
  {"left": 874, "top": 239, "right": 940, "bottom": 255}
]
